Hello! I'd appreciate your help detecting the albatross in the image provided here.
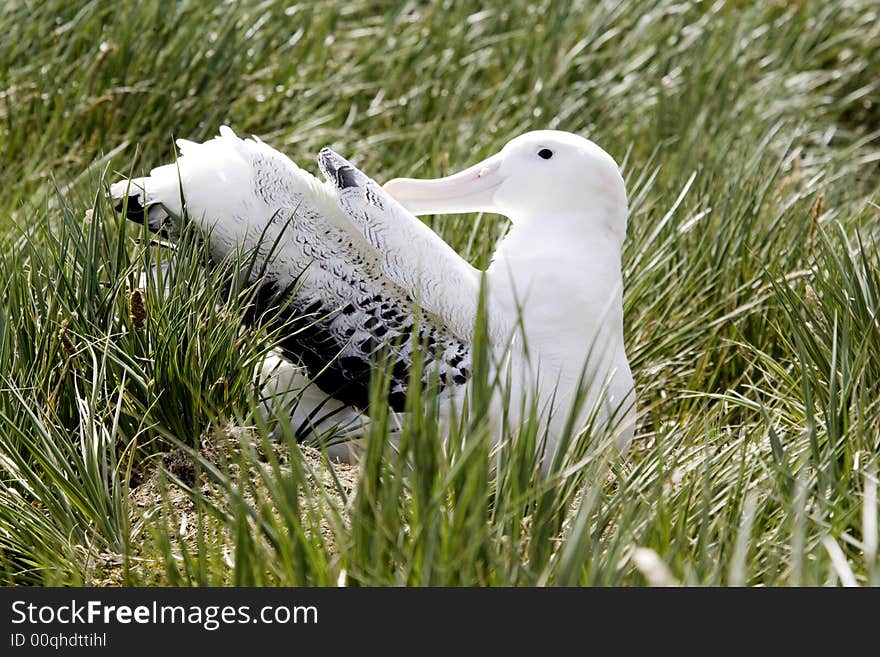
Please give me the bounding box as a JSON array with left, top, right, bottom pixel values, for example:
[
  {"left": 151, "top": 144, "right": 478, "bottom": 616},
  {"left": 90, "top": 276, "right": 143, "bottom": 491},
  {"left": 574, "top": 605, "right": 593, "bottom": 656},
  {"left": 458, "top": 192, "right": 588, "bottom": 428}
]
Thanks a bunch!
[{"left": 110, "top": 127, "right": 635, "bottom": 470}]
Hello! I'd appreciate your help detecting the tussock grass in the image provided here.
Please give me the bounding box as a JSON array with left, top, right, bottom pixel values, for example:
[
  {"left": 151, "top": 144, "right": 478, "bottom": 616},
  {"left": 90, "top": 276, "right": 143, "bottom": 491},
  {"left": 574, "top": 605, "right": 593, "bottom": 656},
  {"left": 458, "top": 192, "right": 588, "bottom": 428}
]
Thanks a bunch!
[{"left": 0, "top": 0, "right": 878, "bottom": 585}]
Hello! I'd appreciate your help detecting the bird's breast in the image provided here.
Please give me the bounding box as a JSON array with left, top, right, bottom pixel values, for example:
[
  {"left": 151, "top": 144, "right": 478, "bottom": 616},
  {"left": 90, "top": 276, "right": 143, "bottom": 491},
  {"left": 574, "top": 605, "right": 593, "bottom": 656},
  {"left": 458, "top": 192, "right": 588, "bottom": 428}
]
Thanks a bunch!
[{"left": 486, "top": 233, "right": 627, "bottom": 397}]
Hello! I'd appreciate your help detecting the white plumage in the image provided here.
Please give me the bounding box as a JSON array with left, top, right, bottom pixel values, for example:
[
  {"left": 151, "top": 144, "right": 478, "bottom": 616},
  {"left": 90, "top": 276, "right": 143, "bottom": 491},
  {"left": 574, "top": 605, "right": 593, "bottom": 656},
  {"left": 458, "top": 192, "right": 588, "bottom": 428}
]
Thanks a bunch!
[{"left": 111, "top": 126, "right": 635, "bottom": 470}]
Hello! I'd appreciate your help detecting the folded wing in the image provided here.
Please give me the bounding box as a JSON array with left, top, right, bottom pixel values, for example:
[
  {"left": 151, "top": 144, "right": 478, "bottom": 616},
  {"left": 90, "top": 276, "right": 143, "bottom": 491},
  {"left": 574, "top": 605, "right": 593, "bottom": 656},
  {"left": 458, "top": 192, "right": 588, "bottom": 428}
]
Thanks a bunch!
[{"left": 317, "top": 148, "right": 481, "bottom": 341}]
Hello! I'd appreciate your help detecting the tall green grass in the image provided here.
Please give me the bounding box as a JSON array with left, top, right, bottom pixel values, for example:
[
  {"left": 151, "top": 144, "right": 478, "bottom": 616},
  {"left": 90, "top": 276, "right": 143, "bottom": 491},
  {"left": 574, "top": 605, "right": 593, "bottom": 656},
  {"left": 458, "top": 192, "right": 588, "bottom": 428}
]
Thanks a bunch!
[{"left": 0, "top": 0, "right": 878, "bottom": 585}]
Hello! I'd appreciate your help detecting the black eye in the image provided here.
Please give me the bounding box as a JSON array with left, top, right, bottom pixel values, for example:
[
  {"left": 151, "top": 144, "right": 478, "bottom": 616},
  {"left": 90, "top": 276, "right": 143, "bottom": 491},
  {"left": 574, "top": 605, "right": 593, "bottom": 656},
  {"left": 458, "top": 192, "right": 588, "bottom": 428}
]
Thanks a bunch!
[{"left": 538, "top": 148, "right": 553, "bottom": 160}]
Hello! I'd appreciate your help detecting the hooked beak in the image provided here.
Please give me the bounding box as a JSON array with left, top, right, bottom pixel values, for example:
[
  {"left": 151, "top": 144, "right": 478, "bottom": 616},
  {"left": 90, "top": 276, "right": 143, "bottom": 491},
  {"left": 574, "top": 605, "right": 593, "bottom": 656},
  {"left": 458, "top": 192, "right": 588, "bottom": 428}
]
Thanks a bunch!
[{"left": 383, "top": 153, "right": 504, "bottom": 216}]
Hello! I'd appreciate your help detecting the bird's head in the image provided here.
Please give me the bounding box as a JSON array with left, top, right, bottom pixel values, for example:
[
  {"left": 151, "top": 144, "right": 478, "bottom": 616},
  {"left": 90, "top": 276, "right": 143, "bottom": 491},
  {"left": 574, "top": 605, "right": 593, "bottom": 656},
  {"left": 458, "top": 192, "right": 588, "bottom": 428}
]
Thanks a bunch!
[{"left": 383, "top": 130, "right": 628, "bottom": 242}]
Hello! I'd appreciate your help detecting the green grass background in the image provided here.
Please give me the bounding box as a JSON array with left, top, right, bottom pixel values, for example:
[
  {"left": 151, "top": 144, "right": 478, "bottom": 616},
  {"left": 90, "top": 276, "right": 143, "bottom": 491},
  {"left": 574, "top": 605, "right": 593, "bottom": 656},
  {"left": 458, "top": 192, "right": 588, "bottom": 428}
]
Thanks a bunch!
[{"left": 0, "top": 0, "right": 878, "bottom": 585}]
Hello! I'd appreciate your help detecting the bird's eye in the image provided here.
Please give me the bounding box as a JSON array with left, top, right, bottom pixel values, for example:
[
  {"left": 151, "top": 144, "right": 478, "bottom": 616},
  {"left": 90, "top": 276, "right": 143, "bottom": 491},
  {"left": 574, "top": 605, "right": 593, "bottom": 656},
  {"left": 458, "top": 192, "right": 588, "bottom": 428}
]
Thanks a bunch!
[{"left": 538, "top": 148, "right": 553, "bottom": 160}]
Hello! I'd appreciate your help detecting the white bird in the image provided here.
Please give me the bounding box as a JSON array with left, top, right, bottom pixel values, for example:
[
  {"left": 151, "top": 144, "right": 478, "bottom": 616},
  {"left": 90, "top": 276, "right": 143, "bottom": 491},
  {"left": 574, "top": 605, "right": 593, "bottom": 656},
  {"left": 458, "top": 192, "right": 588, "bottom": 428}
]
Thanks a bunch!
[{"left": 110, "top": 126, "right": 635, "bottom": 471}]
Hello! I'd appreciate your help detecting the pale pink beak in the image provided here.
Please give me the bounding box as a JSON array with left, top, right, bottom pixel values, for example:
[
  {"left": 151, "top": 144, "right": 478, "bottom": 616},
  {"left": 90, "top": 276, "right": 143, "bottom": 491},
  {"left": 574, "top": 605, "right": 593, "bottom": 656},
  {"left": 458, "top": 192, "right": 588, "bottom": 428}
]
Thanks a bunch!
[{"left": 383, "top": 153, "right": 504, "bottom": 215}]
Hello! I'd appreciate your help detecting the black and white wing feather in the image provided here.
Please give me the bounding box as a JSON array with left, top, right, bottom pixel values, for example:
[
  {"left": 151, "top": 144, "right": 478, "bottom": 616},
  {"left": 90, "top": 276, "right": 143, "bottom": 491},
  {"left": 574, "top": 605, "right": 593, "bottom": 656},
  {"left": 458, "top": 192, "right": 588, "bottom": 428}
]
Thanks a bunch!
[
  {"left": 111, "top": 126, "right": 475, "bottom": 412},
  {"left": 317, "top": 148, "right": 481, "bottom": 341}
]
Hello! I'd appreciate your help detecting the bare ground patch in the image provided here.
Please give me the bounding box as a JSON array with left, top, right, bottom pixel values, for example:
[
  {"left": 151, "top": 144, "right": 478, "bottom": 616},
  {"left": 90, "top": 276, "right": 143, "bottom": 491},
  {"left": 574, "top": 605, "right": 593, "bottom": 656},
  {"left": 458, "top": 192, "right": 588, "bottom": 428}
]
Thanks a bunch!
[{"left": 92, "top": 429, "right": 358, "bottom": 585}]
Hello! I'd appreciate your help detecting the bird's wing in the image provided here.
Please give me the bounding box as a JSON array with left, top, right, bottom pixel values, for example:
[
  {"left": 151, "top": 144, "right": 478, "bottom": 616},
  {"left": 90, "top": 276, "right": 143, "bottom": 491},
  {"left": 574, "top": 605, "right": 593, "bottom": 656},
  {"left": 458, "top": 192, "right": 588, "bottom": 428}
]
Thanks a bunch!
[
  {"left": 317, "top": 148, "right": 482, "bottom": 342},
  {"left": 111, "top": 126, "right": 471, "bottom": 412}
]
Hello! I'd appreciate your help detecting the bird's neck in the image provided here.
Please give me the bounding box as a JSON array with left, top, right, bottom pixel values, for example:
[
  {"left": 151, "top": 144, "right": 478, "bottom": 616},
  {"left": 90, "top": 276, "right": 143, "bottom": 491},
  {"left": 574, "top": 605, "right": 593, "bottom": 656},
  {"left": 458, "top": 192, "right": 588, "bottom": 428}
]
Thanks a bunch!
[{"left": 486, "top": 210, "right": 626, "bottom": 363}]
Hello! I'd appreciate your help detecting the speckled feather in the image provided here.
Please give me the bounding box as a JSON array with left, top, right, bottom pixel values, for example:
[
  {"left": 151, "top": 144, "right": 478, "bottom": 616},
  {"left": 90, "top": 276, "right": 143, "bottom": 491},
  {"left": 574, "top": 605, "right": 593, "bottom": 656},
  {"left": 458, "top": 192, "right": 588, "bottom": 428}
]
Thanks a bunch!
[{"left": 111, "top": 126, "right": 473, "bottom": 412}]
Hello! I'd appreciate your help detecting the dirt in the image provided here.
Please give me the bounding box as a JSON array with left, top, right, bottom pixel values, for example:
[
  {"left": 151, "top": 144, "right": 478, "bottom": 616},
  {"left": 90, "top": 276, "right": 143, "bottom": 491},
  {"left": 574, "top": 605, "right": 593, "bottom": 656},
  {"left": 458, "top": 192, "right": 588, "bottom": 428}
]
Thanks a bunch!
[
  {"left": 161, "top": 450, "right": 197, "bottom": 487},
  {"left": 93, "top": 428, "right": 358, "bottom": 585}
]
